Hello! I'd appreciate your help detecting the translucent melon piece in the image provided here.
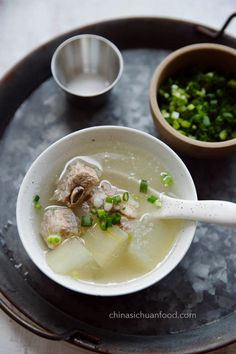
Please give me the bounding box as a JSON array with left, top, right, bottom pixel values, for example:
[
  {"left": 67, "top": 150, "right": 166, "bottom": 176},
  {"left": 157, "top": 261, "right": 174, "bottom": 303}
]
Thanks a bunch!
[
  {"left": 128, "top": 242, "right": 153, "bottom": 272},
  {"left": 127, "top": 223, "right": 157, "bottom": 272},
  {"left": 83, "top": 224, "right": 128, "bottom": 267},
  {"left": 46, "top": 237, "right": 98, "bottom": 275}
]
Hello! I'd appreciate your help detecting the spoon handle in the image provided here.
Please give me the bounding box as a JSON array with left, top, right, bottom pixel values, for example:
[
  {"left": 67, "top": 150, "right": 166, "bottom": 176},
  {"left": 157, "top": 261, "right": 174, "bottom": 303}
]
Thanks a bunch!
[{"left": 157, "top": 196, "right": 236, "bottom": 226}]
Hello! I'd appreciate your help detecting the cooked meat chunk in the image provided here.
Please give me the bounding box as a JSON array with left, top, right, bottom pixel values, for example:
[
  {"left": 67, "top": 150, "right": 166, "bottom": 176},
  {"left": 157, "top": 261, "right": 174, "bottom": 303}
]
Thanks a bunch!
[
  {"left": 102, "top": 181, "right": 139, "bottom": 218},
  {"left": 53, "top": 162, "right": 99, "bottom": 208},
  {"left": 90, "top": 180, "right": 139, "bottom": 219},
  {"left": 40, "top": 207, "right": 80, "bottom": 249},
  {"left": 119, "top": 198, "right": 139, "bottom": 219}
]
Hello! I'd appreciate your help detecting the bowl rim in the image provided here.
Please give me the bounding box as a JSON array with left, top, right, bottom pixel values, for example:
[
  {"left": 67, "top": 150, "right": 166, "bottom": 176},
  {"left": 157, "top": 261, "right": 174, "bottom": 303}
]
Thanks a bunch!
[
  {"left": 51, "top": 34, "right": 124, "bottom": 98},
  {"left": 150, "top": 43, "right": 236, "bottom": 149},
  {"left": 16, "top": 126, "right": 197, "bottom": 296}
]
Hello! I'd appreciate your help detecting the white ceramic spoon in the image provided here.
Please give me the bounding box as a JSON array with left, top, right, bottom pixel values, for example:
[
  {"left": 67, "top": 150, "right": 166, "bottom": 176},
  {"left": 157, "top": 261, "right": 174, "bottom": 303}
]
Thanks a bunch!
[
  {"left": 106, "top": 170, "right": 236, "bottom": 227},
  {"left": 142, "top": 189, "right": 236, "bottom": 226}
]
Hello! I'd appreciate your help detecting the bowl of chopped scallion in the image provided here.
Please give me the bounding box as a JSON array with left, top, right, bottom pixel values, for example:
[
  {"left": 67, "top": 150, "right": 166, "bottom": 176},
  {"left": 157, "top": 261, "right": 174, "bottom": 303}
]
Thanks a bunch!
[{"left": 150, "top": 43, "right": 236, "bottom": 158}]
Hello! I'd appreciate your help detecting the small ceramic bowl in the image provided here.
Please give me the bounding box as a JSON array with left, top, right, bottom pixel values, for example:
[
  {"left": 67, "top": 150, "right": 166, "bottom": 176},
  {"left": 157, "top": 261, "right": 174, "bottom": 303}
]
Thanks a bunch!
[
  {"left": 150, "top": 43, "right": 236, "bottom": 158},
  {"left": 51, "top": 34, "right": 123, "bottom": 105},
  {"left": 16, "top": 126, "right": 197, "bottom": 296}
]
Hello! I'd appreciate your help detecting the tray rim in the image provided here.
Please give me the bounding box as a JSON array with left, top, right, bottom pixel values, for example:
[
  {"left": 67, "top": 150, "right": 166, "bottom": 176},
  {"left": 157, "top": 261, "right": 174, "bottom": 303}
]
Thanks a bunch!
[
  {"left": 1, "top": 15, "right": 236, "bottom": 354},
  {"left": 1, "top": 15, "right": 236, "bottom": 86}
]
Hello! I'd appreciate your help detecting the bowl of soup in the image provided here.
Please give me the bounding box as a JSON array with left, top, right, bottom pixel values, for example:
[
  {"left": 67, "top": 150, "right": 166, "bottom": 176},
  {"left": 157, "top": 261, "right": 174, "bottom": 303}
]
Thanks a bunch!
[{"left": 16, "top": 126, "right": 197, "bottom": 296}]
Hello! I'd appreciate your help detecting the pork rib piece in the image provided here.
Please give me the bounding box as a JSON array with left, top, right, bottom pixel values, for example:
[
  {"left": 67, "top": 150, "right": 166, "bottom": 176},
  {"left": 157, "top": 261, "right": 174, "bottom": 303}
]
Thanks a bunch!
[
  {"left": 53, "top": 162, "right": 99, "bottom": 208},
  {"left": 40, "top": 206, "right": 80, "bottom": 249}
]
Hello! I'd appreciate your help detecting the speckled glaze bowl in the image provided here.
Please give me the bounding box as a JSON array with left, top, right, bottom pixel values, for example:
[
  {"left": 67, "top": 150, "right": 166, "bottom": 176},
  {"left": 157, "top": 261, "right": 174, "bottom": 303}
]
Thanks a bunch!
[
  {"left": 16, "top": 126, "right": 197, "bottom": 296},
  {"left": 150, "top": 43, "right": 236, "bottom": 158}
]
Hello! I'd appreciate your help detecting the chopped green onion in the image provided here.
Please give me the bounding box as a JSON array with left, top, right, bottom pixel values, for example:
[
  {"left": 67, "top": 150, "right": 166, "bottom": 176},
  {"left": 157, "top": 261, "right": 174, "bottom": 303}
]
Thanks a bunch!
[
  {"left": 140, "top": 179, "right": 148, "bottom": 193},
  {"left": 123, "top": 192, "right": 129, "bottom": 201},
  {"left": 99, "top": 213, "right": 121, "bottom": 231},
  {"left": 202, "top": 116, "right": 210, "bottom": 126},
  {"left": 187, "top": 103, "right": 195, "bottom": 111},
  {"left": 147, "top": 195, "right": 162, "bottom": 207},
  {"left": 173, "top": 120, "right": 180, "bottom": 130},
  {"left": 228, "top": 79, "right": 236, "bottom": 89},
  {"left": 171, "top": 111, "right": 180, "bottom": 119},
  {"left": 97, "top": 209, "right": 108, "bottom": 220},
  {"left": 97, "top": 209, "right": 121, "bottom": 230},
  {"left": 47, "top": 234, "right": 62, "bottom": 245},
  {"left": 112, "top": 195, "right": 122, "bottom": 205},
  {"left": 105, "top": 195, "right": 122, "bottom": 205},
  {"left": 219, "top": 129, "right": 227, "bottom": 140},
  {"left": 181, "top": 120, "right": 191, "bottom": 128},
  {"left": 34, "top": 195, "right": 40, "bottom": 202},
  {"left": 160, "top": 172, "right": 174, "bottom": 187},
  {"left": 222, "top": 112, "right": 233, "bottom": 120},
  {"left": 33, "top": 194, "right": 42, "bottom": 209},
  {"left": 105, "top": 196, "right": 113, "bottom": 204},
  {"left": 106, "top": 216, "right": 113, "bottom": 228},
  {"left": 100, "top": 220, "right": 108, "bottom": 231},
  {"left": 158, "top": 69, "right": 236, "bottom": 142},
  {"left": 112, "top": 213, "right": 121, "bottom": 225},
  {"left": 147, "top": 195, "right": 158, "bottom": 204},
  {"left": 81, "top": 214, "right": 93, "bottom": 227}
]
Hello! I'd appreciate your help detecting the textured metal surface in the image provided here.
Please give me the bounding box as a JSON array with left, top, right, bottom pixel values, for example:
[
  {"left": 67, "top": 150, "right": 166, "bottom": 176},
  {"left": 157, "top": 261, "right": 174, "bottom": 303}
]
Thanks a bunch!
[{"left": 0, "top": 18, "right": 236, "bottom": 353}]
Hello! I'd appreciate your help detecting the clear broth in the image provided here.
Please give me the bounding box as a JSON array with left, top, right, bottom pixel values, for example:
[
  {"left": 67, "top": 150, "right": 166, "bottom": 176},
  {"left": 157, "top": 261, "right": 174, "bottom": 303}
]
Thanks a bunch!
[{"left": 40, "top": 141, "right": 184, "bottom": 284}]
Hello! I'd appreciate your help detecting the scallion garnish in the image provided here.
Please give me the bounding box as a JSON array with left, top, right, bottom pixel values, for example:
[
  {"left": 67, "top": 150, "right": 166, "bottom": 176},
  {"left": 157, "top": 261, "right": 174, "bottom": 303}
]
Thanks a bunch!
[
  {"left": 112, "top": 195, "right": 122, "bottom": 205},
  {"left": 81, "top": 214, "right": 93, "bottom": 227},
  {"left": 100, "top": 219, "right": 108, "bottom": 231},
  {"left": 106, "top": 216, "right": 113, "bottom": 228},
  {"left": 158, "top": 69, "right": 236, "bottom": 142},
  {"left": 219, "top": 129, "right": 227, "bottom": 140},
  {"left": 97, "top": 209, "right": 108, "bottom": 220},
  {"left": 160, "top": 172, "right": 174, "bottom": 187},
  {"left": 112, "top": 213, "right": 121, "bottom": 225},
  {"left": 96, "top": 209, "right": 122, "bottom": 230},
  {"left": 147, "top": 195, "right": 162, "bottom": 208},
  {"left": 147, "top": 195, "right": 158, "bottom": 204},
  {"left": 34, "top": 195, "right": 40, "bottom": 202},
  {"left": 105, "top": 196, "right": 113, "bottom": 204},
  {"left": 33, "top": 194, "right": 42, "bottom": 209},
  {"left": 47, "top": 234, "right": 62, "bottom": 245},
  {"left": 123, "top": 192, "right": 129, "bottom": 201},
  {"left": 140, "top": 179, "right": 148, "bottom": 193},
  {"left": 105, "top": 195, "right": 122, "bottom": 205}
]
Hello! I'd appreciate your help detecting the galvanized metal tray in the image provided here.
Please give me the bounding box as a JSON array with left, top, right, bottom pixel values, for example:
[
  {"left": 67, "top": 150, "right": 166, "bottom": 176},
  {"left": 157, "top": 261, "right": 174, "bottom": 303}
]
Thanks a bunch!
[{"left": 0, "top": 16, "right": 236, "bottom": 354}]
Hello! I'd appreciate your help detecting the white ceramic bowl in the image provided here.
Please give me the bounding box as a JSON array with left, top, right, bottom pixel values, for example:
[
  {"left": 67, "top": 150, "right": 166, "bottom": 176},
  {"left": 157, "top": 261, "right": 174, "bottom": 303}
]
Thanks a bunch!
[{"left": 16, "top": 126, "right": 197, "bottom": 296}]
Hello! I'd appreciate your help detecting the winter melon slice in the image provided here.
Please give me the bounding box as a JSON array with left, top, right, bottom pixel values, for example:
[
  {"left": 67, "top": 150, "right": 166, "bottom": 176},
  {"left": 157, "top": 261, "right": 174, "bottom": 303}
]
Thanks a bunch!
[
  {"left": 83, "top": 224, "right": 128, "bottom": 267},
  {"left": 46, "top": 236, "right": 98, "bottom": 275}
]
